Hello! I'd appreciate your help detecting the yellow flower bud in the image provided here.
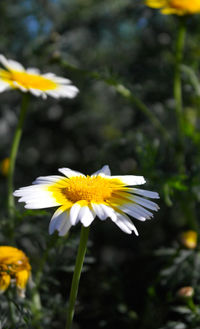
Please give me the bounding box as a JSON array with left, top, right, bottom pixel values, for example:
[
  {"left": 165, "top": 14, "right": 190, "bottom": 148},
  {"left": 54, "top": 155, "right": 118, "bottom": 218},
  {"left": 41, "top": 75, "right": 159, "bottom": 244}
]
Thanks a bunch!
[
  {"left": 0, "top": 157, "right": 10, "bottom": 176},
  {"left": 181, "top": 231, "right": 197, "bottom": 249}
]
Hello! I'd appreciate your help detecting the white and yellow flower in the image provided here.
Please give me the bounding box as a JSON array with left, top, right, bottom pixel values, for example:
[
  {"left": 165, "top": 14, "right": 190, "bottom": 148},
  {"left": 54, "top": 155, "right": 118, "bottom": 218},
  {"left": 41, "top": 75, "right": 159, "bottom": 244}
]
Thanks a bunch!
[
  {"left": 14, "top": 165, "right": 159, "bottom": 236},
  {"left": 0, "top": 54, "right": 79, "bottom": 99}
]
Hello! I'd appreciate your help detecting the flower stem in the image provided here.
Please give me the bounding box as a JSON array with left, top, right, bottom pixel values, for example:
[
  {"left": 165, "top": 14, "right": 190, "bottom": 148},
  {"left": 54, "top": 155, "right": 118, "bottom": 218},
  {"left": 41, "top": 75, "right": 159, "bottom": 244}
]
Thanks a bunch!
[
  {"left": 7, "top": 93, "right": 30, "bottom": 219},
  {"left": 174, "top": 18, "right": 186, "bottom": 171},
  {"left": 65, "top": 225, "right": 90, "bottom": 329},
  {"left": 7, "top": 291, "right": 16, "bottom": 326}
]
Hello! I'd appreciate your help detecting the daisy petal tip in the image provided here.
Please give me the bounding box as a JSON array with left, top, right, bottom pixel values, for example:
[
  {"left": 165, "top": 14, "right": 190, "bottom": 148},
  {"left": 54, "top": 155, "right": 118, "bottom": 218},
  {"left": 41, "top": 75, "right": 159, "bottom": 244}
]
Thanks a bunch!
[
  {"left": 58, "top": 167, "right": 84, "bottom": 178},
  {"left": 100, "top": 164, "right": 111, "bottom": 176},
  {"left": 0, "top": 54, "right": 7, "bottom": 65},
  {"left": 58, "top": 229, "right": 69, "bottom": 237},
  {"left": 48, "top": 227, "right": 54, "bottom": 235},
  {"left": 92, "top": 164, "right": 111, "bottom": 177}
]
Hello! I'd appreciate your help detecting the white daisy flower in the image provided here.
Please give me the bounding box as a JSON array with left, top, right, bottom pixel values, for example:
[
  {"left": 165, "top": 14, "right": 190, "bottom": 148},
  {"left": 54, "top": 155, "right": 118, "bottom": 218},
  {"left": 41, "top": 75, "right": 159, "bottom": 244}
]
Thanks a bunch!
[
  {"left": 0, "top": 55, "right": 79, "bottom": 99},
  {"left": 13, "top": 165, "right": 160, "bottom": 236}
]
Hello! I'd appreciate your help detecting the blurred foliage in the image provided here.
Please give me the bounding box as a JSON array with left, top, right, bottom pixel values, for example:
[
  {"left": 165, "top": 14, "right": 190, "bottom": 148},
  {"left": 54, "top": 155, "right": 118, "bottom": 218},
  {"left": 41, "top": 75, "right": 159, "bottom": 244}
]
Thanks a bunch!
[{"left": 1, "top": 0, "right": 200, "bottom": 328}]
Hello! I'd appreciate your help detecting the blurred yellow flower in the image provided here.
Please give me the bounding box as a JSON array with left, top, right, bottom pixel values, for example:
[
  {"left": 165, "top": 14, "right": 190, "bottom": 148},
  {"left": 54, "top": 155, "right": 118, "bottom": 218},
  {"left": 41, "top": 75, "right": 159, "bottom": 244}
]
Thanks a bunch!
[
  {"left": 0, "top": 246, "right": 31, "bottom": 297},
  {"left": 146, "top": 0, "right": 200, "bottom": 15},
  {"left": 181, "top": 230, "right": 197, "bottom": 249},
  {"left": 0, "top": 157, "right": 10, "bottom": 176},
  {"left": 0, "top": 55, "right": 79, "bottom": 99}
]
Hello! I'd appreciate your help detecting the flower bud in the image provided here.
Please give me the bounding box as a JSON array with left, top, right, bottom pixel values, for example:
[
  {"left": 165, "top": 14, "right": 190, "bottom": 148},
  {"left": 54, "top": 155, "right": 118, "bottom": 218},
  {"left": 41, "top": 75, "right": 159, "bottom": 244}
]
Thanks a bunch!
[
  {"left": 177, "top": 286, "right": 194, "bottom": 299},
  {"left": 180, "top": 231, "right": 197, "bottom": 249},
  {"left": 0, "top": 158, "right": 10, "bottom": 176}
]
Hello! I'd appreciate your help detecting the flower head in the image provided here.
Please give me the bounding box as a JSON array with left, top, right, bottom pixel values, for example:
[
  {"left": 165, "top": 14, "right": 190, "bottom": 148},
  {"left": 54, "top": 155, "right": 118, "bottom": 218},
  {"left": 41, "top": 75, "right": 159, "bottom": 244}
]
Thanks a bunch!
[
  {"left": 0, "top": 246, "right": 31, "bottom": 297},
  {"left": 146, "top": 0, "right": 200, "bottom": 15},
  {"left": 0, "top": 55, "right": 79, "bottom": 99},
  {"left": 14, "top": 165, "right": 159, "bottom": 236}
]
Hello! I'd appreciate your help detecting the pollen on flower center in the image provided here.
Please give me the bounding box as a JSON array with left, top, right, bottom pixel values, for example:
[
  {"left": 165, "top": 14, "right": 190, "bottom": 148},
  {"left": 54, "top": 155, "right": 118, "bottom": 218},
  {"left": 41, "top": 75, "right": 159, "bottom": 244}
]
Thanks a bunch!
[
  {"left": 11, "top": 71, "right": 57, "bottom": 91},
  {"left": 63, "top": 176, "right": 119, "bottom": 203}
]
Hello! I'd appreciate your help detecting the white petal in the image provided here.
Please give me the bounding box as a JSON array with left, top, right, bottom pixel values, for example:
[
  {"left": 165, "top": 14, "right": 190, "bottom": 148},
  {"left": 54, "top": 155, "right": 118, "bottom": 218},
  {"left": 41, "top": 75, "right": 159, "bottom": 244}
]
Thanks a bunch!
[
  {"left": 13, "top": 185, "right": 48, "bottom": 195},
  {"left": 29, "top": 88, "right": 42, "bottom": 97},
  {"left": 46, "top": 90, "right": 60, "bottom": 99},
  {"left": 92, "top": 165, "right": 111, "bottom": 177},
  {"left": 79, "top": 206, "right": 95, "bottom": 227},
  {"left": 91, "top": 203, "right": 112, "bottom": 220},
  {"left": 22, "top": 203, "right": 55, "bottom": 209},
  {"left": 0, "top": 55, "right": 24, "bottom": 72},
  {"left": 24, "top": 198, "right": 59, "bottom": 209},
  {"left": 42, "top": 73, "right": 56, "bottom": 79},
  {"left": 113, "top": 220, "right": 132, "bottom": 234},
  {"left": 130, "top": 188, "right": 159, "bottom": 199},
  {"left": 12, "top": 81, "right": 26, "bottom": 90},
  {"left": 125, "top": 194, "right": 159, "bottom": 211},
  {"left": 33, "top": 175, "right": 63, "bottom": 185},
  {"left": 49, "top": 208, "right": 71, "bottom": 235},
  {"left": 91, "top": 203, "right": 106, "bottom": 220},
  {"left": 13, "top": 184, "right": 49, "bottom": 195},
  {"left": 13, "top": 186, "right": 60, "bottom": 209},
  {"left": 56, "top": 85, "right": 79, "bottom": 98},
  {"left": 69, "top": 203, "right": 81, "bottom": 225},
  {"left": 51, "top": 76, "right": 71, "bottom": 84},
  {"left": 7, "top": 59, "right": 25, "bottom": 72},
  {"left": 115, "top": 212, "right": 138, "bottom": 235},
  {"left": 110, "top": 175, "right": 146, "bottom": 186},
  {"left": 58, "top": 168, "right": 85, "bottom": 178},
  {"left": 119, "top": 203, "right": 153, "bottom": 221},
  {"left": 59, "top": 218, "right": 72, "bottom": 236},
  {"left": 98, "top": 204, "right": 117, "bottom": 221},
  {"left": 41, "top": 92, "right": 47, "bottom": 99},
  {"left": 27, "top": 68, "right": 40, "bottom": 74},
  {"left": 0, "top": 55, "right": 9, "bottom": 68},
  {"left": 0, "top": 81, "right": 10, "bottom": 92}
]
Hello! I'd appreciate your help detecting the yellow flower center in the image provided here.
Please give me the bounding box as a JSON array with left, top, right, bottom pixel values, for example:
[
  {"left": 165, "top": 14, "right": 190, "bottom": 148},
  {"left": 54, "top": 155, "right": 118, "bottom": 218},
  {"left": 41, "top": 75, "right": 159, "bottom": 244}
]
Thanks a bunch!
[
  {"left": 0, "top": 69, "right": 57, "bottom": 91},
  {"left": 64, "top": 176, "right": 118, "bottom": 203},
  {"left": 49, "top": 176, "right": 124, "bottom": 205}
]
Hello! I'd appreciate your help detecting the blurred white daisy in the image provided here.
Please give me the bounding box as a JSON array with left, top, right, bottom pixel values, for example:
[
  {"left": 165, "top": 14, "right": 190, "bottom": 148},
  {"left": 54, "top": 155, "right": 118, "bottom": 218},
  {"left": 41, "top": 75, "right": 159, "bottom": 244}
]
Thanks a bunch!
[
  {"left": 0, "top": 54, "right": 79, "bottom": 99},
  {"left": 13, "top": 165, "right": 159, "bottom": 236}
]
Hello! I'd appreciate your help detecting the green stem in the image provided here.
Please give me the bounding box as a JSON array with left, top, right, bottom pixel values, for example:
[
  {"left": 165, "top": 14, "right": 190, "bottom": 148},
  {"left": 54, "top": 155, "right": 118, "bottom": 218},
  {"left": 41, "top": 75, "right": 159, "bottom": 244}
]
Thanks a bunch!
[
  {"left": 7, "top": 291, "right": 16, "bottom": 326},
  {"left": 65, "top": 226, "right": 90, "bottom": 329},
  {"left": 174, "top": 18, "right": 186, "bottom": 156},
  {"left": 174, "top": 21, "right": 198, "bottom": 231},
  {"left": 31, "top": 239, "right": 57, "bottom": 328},
  {"left": 7, "top": 93, "right": 30, "bottom": 218},
  {"left": 114, "top": 83, "right": 170, "bottom": 142}
]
